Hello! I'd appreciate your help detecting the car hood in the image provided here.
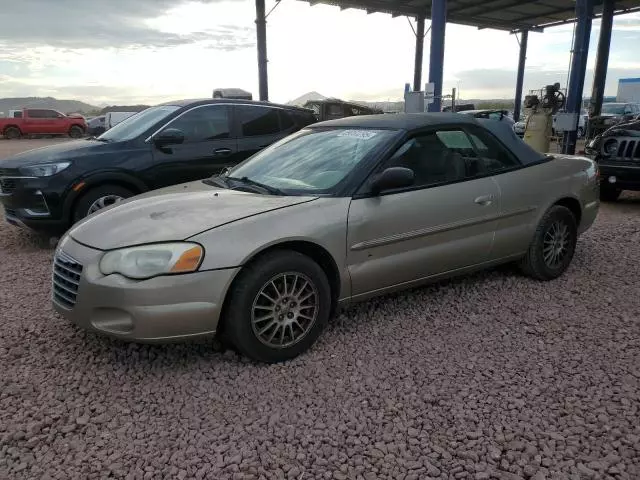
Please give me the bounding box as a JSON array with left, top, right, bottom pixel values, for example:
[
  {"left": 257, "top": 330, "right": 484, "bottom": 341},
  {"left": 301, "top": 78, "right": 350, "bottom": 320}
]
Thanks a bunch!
[
  {"left": 68, "top": 180, "right": 319, "bottom": 250},
  {"left": 1, "top": 138, "right": 117, "bottom": 168}
]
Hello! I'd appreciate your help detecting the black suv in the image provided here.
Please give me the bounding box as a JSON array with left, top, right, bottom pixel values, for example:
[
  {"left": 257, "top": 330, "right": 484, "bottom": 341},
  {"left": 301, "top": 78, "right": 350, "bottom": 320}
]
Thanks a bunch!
[
  {"left": 585, "top": 118, "right": 640, "bottom": 201},
  {"left": 0, "top": 99, "right": 317, "bottom": 234}
]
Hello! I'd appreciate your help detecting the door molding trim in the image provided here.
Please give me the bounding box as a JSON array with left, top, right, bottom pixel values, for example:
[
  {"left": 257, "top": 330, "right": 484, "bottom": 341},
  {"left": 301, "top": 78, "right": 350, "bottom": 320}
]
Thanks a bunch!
[{"left": 350, "top": 205, "right": 536, "bottom": 251}]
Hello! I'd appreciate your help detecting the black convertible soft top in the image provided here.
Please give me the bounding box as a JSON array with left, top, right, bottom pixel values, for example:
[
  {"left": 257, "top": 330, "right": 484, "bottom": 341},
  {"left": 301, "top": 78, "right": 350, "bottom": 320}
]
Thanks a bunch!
[
  {"left": 475, "top": 118, "right": 548, "bottom": 165},
  {"left": 311, "top": 113, "right": 548, "bottom": 166}
]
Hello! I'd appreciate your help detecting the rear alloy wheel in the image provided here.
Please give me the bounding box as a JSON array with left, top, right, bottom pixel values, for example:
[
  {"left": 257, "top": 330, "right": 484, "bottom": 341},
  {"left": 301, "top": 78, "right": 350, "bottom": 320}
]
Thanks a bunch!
[
  {"left": 519, "top": 205, "right": 578, "bottom": 281},
  {"left": 73, "top": 184, "right": 134, "bottom": 223},
  {"left": 69, "top": 125, "right": 84, "bottom": 138},
  {"left": 3, "top": 127, "right": 21, "bottom": 140},
  {"left": 600, "top": 185, "right": 621, "bottom": 202},
  {"left": 225, "top": 250, "right": 331, "bottom": 363}
]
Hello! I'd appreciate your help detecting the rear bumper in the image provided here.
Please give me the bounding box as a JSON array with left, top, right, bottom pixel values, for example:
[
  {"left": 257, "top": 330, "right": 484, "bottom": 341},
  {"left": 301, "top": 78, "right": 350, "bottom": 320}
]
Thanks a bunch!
[
  {"left": 579, "top": 198, "right": 599, "bottom": 235},
  {"left": 599, "top": 163, "right": 640, "bottom": 191}
]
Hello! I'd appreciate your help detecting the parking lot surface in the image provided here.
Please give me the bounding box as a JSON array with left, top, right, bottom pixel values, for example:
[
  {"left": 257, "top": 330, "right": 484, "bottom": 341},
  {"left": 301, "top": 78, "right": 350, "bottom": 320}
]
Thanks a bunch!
[
  {"left": 0, "top": 138, "right": 74, "bottom": 160},
  {"left": 1, "top": 139, "right": 639, "bottom": 480}
]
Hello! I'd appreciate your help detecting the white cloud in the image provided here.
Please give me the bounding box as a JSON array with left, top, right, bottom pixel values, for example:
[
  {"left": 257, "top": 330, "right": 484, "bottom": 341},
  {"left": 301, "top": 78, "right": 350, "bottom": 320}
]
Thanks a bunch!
[{"left": 0, "top": 1, "right": 639, "bottom": 105}]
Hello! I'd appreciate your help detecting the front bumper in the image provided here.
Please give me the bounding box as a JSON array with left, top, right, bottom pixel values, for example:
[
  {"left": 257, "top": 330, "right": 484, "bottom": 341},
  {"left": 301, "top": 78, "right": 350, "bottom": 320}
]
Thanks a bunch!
[
  {"left": 0, "top": 176, "right": 67, "bottom": 233},
  {"left": 51, "top": 235, "right": 240, "bottom": 342},
  {"left": 599, "top": 162, "right": 640, "bottom": 191}
]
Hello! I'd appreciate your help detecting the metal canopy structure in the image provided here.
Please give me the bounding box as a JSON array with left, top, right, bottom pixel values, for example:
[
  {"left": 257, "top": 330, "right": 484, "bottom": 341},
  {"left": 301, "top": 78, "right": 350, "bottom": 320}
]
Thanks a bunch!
[
  {"left": 254, "top": 0, "right": 640, "bottom": 154},
  {"left": 299, "top": 0, "right": 640, "bottom": 32}
]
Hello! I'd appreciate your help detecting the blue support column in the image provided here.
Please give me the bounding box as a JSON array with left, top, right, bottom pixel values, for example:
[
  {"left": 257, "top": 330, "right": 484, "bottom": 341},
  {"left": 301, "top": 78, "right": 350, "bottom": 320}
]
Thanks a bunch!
[
  {"left": 589, "top": 0, "right": 615, "bottom": 117},
  {"left": 561, "top": 0, "right": 594, "bottom": 154},
  {"left": 428, "top": 0, "right": 446, "bottom": 112},
  {"left": 513, "top": 30, "right": 528, "bottom": 122}
]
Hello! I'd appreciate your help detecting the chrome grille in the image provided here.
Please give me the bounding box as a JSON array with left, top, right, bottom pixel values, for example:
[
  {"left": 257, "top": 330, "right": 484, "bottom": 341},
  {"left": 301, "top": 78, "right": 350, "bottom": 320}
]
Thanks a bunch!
[
  {"left": 603, "top": 136, "right": 640, "bottom": 161},
  {"left": 0, "top": 168, "right": 20, "bottom": 195},
  {"left": 0, "top": 178, "right": 17, "bottom": 194},
  {"left": 52, "top": 251, "right": 83, "bottom": 309}
]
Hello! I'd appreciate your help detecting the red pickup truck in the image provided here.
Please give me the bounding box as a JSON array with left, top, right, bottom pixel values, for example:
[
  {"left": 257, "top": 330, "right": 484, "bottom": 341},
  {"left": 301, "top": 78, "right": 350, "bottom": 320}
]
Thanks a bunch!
[{"left": 0, "top": 108, "right": 87, "bottom": 139}]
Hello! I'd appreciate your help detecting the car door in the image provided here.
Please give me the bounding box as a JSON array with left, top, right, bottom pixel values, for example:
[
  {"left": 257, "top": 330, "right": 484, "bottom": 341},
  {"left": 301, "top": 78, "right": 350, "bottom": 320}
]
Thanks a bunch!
[
  {"left": 22, "top": 109, "right": 51, "bottom": 134},
  {"left": 346, "top": 127, "right": 501, "bottom": 298},
  {"left": 149, "top": 104, "right": 240, "bottom": 188},
  {"left": 233, "top": 105, "right": 291, "bottom": 158},
  {"left": 48, "top": 110, "right": 68, "bottom": 134},
  {"left": 462, "top": 124, "right": 545, "bottom": 260}
]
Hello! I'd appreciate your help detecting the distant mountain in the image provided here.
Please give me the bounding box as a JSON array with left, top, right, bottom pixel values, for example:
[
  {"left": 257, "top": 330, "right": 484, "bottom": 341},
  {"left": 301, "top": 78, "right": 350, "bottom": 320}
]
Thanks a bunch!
[
  {"left": 0, "top": 97, "right": 99, "bottom": 115},
  {"left": 287, "top": 91, "right": 327, "bottom": 106}
]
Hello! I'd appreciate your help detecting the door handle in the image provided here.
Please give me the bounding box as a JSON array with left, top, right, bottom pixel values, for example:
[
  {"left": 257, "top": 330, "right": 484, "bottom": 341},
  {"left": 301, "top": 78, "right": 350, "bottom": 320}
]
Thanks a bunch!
[
  {"left": 474, "top": 194, "right": 494, "bottom": 206},
  {"left": 213, "top": 148, "right": 232, "bottom": 156}
]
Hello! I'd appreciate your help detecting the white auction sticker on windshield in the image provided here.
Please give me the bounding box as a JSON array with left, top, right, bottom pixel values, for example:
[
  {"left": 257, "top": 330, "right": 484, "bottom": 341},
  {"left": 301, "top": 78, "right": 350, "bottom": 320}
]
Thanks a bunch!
[{"left": 336, "top": 130, "right": 378, "bottom": 139}]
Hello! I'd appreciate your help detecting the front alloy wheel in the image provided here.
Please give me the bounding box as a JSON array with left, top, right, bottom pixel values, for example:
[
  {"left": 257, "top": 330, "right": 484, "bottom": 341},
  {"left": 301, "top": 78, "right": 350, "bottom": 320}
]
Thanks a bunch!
[
  {"left": 87, "top": 194, "right": 124, "bottom": 215},
  {"left": 73, "top": 184, "right": 135, "bottom": 223},
  {"left": 225, "top": 250, "right": 331, "bottom": 363},
  {"left": 251, "top": 272, "right": 319, "bottom": 348}
]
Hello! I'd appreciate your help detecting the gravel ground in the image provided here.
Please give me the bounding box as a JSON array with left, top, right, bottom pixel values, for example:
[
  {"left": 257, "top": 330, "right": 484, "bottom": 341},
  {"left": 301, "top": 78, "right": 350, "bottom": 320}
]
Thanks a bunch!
[{"left": 1, "top": 150, "right": 639, "bottom": 478}]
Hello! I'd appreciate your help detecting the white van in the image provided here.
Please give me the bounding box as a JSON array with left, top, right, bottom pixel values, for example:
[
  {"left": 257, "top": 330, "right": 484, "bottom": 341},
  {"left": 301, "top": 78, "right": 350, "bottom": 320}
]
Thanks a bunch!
[
  {"left": 105, "top": 111, "right": 137, "bottom": 130},
  {"left": 212, "top": 88, "right": 252, "bottom": 100}
]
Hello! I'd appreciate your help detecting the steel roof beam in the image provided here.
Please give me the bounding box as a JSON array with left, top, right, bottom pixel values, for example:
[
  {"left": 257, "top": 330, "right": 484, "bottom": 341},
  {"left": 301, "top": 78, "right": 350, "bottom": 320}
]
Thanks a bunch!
[{"left": 448, "top": 0, "right": 532, "bottom": 15}]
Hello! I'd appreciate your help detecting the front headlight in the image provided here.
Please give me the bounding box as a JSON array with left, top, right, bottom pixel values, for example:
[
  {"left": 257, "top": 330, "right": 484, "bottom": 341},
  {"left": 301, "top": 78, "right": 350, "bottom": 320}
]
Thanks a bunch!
[
  {"left": 602, "top": 139, "right": 618, "bottom": 156},
  {"left": 99, "top": 242, "right": 204, "bottom": 280},
  {"left": 20, "top": 162, "right": 71, "bottom": 177}
]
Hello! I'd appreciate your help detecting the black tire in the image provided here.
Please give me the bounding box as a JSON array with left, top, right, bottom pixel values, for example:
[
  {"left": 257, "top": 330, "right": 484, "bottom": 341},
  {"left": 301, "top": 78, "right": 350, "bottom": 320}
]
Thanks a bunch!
[
  {"left": 3, "top": 126, "right": 21, "bottom": 140},
  {"left": 224, "top": 250, "right": 332, "bottom": 363},
  {"left": 69, "top": 125, "right": 84, "bottom": 139},
  {"left": 72, "top": 184, "right": 134, "bottom": 223},
  {"left": 599, "top": 185, "right": 621, "bottom": 202},
  {"left": 518, "top": 205, "right": 578, "bottom": 281},
  {"left": 577, "top": 127, "right": 584, "bottom": 138}
]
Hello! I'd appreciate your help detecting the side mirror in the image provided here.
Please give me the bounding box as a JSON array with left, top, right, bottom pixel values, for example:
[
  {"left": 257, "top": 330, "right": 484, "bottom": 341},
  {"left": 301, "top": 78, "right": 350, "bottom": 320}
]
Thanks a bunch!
[
  {"left": 154, "top": 128, "right": 185, "bottom": 147},
  {"left": 370, "top": 167, "right": 415, "bottom": 195}
]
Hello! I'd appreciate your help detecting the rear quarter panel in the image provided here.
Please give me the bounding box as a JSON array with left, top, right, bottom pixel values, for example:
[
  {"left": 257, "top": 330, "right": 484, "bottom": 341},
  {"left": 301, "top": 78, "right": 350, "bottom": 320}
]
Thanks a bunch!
[
  {"left": 189, "top": 197, "right": 352, "bottom": 300},
  {"left": 491, "top": 155, "right": 598, "bottom": 259}
]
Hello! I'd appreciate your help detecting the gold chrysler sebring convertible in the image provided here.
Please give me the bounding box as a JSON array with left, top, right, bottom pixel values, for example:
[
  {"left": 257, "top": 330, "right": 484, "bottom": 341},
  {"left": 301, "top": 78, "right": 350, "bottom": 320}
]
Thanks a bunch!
[{"left": 52, "top": 113, "right": 600, "bottom": 363}]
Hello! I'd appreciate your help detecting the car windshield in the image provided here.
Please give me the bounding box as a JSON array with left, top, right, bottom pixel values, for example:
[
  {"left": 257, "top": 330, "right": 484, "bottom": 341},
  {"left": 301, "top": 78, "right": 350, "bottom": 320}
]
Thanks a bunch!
[
  {"left": 601, "top": 104, "right": 626, "bottom": 115},
  {"left": 98, "top": 105, "right": 181, "bottom": 142},
  {"left": 226, "top": 127, "right": 399, "bottom": 194}
]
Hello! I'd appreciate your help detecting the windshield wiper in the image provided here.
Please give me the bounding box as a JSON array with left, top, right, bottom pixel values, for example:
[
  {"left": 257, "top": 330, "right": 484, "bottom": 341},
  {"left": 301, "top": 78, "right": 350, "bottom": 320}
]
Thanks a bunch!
[
  {"left": 226, "top": 176, "right": 283, "bottom": 196},
  {"left": 202, "top": 174, "right": 229, "bottom": 188}
]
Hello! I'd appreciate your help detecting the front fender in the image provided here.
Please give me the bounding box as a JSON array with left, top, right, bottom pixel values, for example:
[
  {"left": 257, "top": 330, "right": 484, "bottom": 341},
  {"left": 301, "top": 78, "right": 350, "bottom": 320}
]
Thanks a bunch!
[{"left": 189, "top": 197, "right": 352, "bottom": 300}]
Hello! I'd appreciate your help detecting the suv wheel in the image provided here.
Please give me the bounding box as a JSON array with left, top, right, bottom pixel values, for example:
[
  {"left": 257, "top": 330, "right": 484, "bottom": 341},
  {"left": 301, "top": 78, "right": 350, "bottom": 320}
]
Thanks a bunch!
[
  {"left": 73, "top": 184, "right": 134, "bottom": 223},
  {"left": 224, "top": 250, "right": 332, "bottom": 363}
]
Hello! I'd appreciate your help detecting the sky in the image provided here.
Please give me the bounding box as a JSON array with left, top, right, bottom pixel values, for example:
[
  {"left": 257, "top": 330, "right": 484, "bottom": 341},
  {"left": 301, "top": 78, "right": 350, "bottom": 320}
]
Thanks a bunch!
[{"left": 0, "top": 0, "right": 639, "bottom": 106}]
